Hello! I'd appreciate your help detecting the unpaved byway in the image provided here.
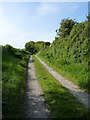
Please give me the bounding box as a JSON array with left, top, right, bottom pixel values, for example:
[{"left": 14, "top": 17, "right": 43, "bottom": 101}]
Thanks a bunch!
[
  {"left": 36, "top": 55, "right": 90, "bottom": 110},
  {"left": 23, "top": 56, "right": 50, "bottom": 118}
]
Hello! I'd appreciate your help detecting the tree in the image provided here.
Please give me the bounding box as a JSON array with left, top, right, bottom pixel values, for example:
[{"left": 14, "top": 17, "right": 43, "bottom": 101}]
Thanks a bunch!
[
  {"left": 25, "top": 41, "right": 37, "bottom": 54},
  {"left": 45, "top": 42, "right": 51, "bottom": 46},
  {"left": 56, "top": 18, "right": 77, "bottom": 38},
  {"left": 35, "top": 41, "right": 51, "bottom": 51},
  {"left": 35, "top": 41, "right": 45, "bottom": 51},
  {"left": 25, "top": 41, "right": 51, "bottom": 54}
]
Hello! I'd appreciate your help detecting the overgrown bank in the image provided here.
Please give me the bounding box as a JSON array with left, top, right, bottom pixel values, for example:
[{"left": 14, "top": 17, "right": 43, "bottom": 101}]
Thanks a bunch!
[
  {"left": 2, "top": 45, "right": 29, "bottom": 118},
  {"left": 38, "top": 18, "right": 90, "bottom": 92},
  {"left": 33, "top": 55, "right": 89, "bottom": 118}
]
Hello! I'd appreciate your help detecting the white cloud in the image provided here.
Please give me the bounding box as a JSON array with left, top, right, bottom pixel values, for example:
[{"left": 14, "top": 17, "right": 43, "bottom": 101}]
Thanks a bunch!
[
  {"left": 0, "top": 2, "right": 58, "bottom": 48},
  {"left": 61, "top": 3, "right": 80, "bottom": 15},
  {"left": 0, "top": 9, "right": 55, "bottom": 48},
  {"left": 68, "top": 4, "right": 80, "bottom": 10},
  {"left": 0, "top": 1, "right": 87, "bottom": 48},
  {"left": 36, "top": 3, "right": 58, "bottom": 16}
]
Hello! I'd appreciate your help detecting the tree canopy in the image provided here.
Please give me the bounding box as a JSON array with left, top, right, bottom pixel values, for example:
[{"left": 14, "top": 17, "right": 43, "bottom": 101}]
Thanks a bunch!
[
  {"left": 56, "top": 18, "right": 77, "bottom": 38},
  {"left": 25, "top": 41, "right": 51, "bottom": 54}
]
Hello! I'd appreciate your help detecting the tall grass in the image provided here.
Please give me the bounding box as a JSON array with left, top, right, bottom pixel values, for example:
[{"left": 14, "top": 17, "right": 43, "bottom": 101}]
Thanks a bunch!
[
  {"left": 2, "top": 45, "right": 29, "bottom": 118},
  {"left": 38, "top": 52, "right": 89, "bottom": 92}
]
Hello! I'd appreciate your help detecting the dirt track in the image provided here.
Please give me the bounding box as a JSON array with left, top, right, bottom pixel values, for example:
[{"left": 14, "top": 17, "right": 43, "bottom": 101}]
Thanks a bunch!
[
  {"left": 23, "top": 56, "right": 50, "bottom": 118},
  {"left": 36, "top": 55, "right": 90, "bottom": 110}
]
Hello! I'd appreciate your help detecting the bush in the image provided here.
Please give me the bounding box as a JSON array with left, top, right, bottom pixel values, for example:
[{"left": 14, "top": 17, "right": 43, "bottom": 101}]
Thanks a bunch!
[
  {"left": 2, "top": 45, "right": 29, "bottom": 118},
  {"left": 4, "top": 44, "right": 16, "bottom": 55},
  {"left": 38, "top": 18, "right": 89, "bottom": 91},
  {"left": 14, "top": 52, "right": 23, "bottom": 59}
]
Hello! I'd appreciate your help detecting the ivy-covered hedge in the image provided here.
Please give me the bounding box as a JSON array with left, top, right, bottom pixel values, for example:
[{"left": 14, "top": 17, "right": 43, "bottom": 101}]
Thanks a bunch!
[{"left": 39, "top": 18, "right": 90, "bottom": 91}]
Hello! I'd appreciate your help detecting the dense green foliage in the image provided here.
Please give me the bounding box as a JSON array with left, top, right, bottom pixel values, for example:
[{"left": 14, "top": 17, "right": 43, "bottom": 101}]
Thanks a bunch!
[
  {"left": 39, "top": 18, "right": 90, "bottom": 91},
  {"left": 25, "top": 41, "right": 37, "bottom": 54},
  {"left": 33, "top": 56, "right": 89, "bottom": 118},
  {"left": 2, "top": 45, "right": 29, "bottom": 118},
  {"left": 25, "top": 41, "right": 50, "bottom": 54},
  {"left": 56, "top": 18, "right": 77, "bottom": 38}
]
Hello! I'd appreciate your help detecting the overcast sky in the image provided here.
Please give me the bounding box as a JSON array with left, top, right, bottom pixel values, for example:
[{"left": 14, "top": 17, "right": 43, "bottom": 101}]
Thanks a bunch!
[{"left": 0, "top": 1, "right": 88, "bottom": 48}]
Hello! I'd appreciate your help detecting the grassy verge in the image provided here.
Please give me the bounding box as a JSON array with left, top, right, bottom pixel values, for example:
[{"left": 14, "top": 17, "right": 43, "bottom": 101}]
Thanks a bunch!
[
  {"left": 2, "top": 45, "right": 29, "bottom": 118},
  {"left": 38, "top": 53, "right": 89, "bottom": 92},
  {"left": 33, "top": 55, "right": 89, "bottom": 119}
]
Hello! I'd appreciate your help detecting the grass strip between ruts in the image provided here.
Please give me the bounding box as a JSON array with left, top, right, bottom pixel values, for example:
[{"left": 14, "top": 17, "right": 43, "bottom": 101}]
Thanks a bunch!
[{"left": 33, "top": 55, "right": 89, "bottom": 119}]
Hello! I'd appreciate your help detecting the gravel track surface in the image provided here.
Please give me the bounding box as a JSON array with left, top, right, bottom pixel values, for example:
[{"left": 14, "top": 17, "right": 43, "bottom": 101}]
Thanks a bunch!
[{"left": 23, "top": 56, "right": 50, "bottom": 118}]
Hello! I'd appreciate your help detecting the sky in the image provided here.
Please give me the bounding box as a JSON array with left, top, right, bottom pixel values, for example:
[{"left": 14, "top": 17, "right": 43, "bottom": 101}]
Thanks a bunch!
[{"left": 0, "top": 1, "right": 88, "bottom": 48}]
